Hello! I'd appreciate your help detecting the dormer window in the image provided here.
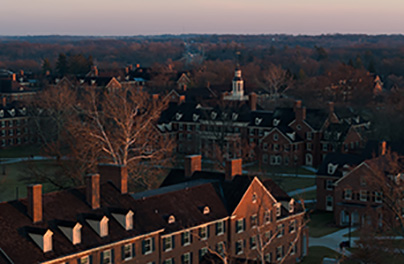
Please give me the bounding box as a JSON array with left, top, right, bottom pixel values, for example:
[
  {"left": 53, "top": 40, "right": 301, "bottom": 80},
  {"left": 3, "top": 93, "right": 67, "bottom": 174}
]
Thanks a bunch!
[
  {"left": 273, "top": 119, "right": 280, "bottom": 126},
  {"left": 28, "top": 228, "right": 53, "bottom": 253},
  {"left": 289, "top": 199, "right": 294, "bottom": 213},
  {"left": 58, "top": 222, "right": 82, "bottom": 245},
  {"left": 276, "top": 203, "right": 281, "bottom": 217},
  {"left": 112, "top": 210, "right": 134, "bottom": 231},
  {"left": 203, "top": 206, "right": 210, "bottom": 215},
  {"left": 168, "top": 215, "right": 176, "bottom": 224},
  {"left": 232, "top": 113, "right": 238, "bottom": 121},
  {"left": 86, "top": 215, "right": 109, "bottom": 237},
  {"left": 252, "top": 193, "right": 257, "bottom": 203},
  {"left": 0, "top": 110, "right": 4, "bottom": 117},
  {"left": 327, "top": 163, "right": 338, "bottom": 175},
  {"left": 211, "top": 111, "right": 217, "bottom": 120}
]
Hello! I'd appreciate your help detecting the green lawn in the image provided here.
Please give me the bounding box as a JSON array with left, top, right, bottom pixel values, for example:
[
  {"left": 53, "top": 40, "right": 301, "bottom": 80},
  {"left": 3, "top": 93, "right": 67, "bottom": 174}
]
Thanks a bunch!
[
  {"left": 262, "top": 175, "right": 315, "bottom": 192},
  {"left": 308, "top": 211, "right": 340, "bottom": 238},
  {"left": 244, "top": 163, "right": 315, "bottom": 175},
  {"left": 300, "top": 246, "right": 341, "bottom": 264},
  {"left": 293, "top": 190, "right": 316, "bottom": 201},
  {"left": 0, "top": 161, "right": 61, "bottom": 202}
]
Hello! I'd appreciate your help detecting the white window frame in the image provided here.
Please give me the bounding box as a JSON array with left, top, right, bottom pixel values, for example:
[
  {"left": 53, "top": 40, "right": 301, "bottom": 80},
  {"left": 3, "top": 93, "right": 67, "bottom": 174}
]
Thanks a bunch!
[
  {"left": 144, "top": 238, "right": 153, "bottom": 255},
  {"left": 182, "top": 252, "right": 191, "bottom": 264},
  {"left": 326, "top": 180, "right": 334, "bottom": 190},
  {"left": 199, "top": 226, "right": 208, "bottom": 240},
  {"left": 236, "top": 219, "right": 244, "bottom": 233},
  {"left": 236, "top": 240, "right": 243, "bottom": 255},
  {"left": 344, "top": 189, "right": 352, "bottom": 200},
  {"left": 276, "top": 246, "right": 283, "bottom": 261},
  {"left": 289, "top": 220, "right": 296, "bottom": 233},
  {"left": 123, "top": 243, "right": 133, "bottom": 261},
  {"left": 79, "top": 256, "right": 90, "bottom": 264},
  {"left": 102, "top": 249, "right": 112, "bottom": 264},
  {"left": 360, "top": 190, "right": 368, "bottom": 202},
  {"left": 182, "top": 231, "right": 191, "bottom": 246},
  {"left": 250, "top": 214, "right": 258, "bottom": 228},
  {"left": 375, "top": 192, "right": 383, "bottom": 203},
  {"left": 164, "top": 236, "right": 173, "bottom": 251}
]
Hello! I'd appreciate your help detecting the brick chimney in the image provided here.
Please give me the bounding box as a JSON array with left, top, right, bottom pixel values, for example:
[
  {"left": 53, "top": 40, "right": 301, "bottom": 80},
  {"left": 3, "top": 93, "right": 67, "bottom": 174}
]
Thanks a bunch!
[
  {"left": 12, "top": 73, "right": 16, "bottom": 82},
  {"left": 249, "top": 92, "right": 257, "bottom": 111},
  {"left": 27, "top": 184, "right": 43, "bottom": 223},
  {"left": 184, "top": 155, "right": 202, "bottom": 178},
  {"left": 293, "top": 100, "right": 306, "bottom": 121},
  {"left": 380, "top": 141, "right": 387, "bottom": 156},
  {"left": 178, "top": 95, "right": 186, "bottom": 105},
  {"left": 98, "top": 164, "right": 128, "bottom": 194},
  {"left": 86, "top": 174, "right": 100, "bottom": 209},
  {"left": 225, "top": 159, "right": 242, "bottom": 181},
  {"left": 92, "top": 66, "right": 98, "bottom": 77}
]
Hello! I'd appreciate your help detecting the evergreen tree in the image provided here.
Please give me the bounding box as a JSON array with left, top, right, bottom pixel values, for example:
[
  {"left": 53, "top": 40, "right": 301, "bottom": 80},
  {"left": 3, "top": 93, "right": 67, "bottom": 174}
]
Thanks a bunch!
[
  {"left": 56, "top": 53, "right": 68, "bottom": 76},
  {"left": 41, "top": 58, "right": 52, "bottom": 75}
]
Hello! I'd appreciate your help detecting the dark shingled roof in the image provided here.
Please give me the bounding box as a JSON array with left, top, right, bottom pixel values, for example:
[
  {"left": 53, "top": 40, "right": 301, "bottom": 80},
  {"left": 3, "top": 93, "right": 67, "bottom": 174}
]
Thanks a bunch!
[
  {"left": 317, "top": 153, "right": 364, "bottom": 177},
  {"left": 0, "top": 183, "right": 147, "bottom": 264},
  {"left": 305, "top": 108, "right": 329, "bottom": 130}
]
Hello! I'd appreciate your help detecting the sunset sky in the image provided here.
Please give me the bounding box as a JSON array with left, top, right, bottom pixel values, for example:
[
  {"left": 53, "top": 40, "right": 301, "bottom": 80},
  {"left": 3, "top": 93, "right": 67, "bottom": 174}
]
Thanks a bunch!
[{"left": 0, "top": 0, "right": 403, "bottom": 35}]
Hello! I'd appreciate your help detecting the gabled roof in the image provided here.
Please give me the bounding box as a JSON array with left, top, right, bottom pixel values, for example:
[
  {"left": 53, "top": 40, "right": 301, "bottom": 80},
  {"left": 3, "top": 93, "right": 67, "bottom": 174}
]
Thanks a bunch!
[
  {"left": 317, "top": 153, "right": 364, "bottom": 177},
  {"left": 0, "top": 183, "right": 146, "bottom": 264},
  {"left": 305, "top": 108, "right": 329, "bottom": 130},
  {"left": 132, "top": 183, "right": 228, "bottom": 234}
]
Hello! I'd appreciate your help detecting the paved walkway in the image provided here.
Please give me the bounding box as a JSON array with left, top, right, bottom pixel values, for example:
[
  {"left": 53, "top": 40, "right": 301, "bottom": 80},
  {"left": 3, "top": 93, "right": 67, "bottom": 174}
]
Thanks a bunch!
[
  {"left": 310, "top": 227, "right": 357, "bottom": 257},
  {"left": 287, "top": 185, "right": 316, "bottom": 196}
]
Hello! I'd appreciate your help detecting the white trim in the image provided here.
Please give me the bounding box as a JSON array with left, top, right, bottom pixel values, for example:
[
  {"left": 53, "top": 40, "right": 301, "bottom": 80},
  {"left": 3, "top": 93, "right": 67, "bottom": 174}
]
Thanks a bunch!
[
  {"left": 161, "top": 217, "right": 229, "bottom": 237},
  {"left": 41, "top": 229, "right": 164, "bottom": 264},
  {"left": 232, "top": 177, "right": 278, "bottom": 215},
  {"left": 334, "top": 162, "right": 373, "bottom": 185},
  {"left": 0, "top": 247, "right": 14, "bottom": 264}
]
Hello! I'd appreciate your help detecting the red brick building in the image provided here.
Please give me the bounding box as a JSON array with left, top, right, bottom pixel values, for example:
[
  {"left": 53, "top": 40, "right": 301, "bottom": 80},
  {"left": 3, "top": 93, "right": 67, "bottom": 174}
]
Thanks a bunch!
[{"left": 0, "top": 159, "right": 308, "bottom": 264}]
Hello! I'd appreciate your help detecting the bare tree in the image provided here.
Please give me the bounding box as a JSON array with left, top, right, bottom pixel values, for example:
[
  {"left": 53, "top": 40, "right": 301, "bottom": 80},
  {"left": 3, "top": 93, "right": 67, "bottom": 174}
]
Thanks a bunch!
[
  {"left": 260, "top": 64, "right": 293, "bottom": 100},
  {"left": 27, "top": 84, "right": 174, "bottom": 189}
]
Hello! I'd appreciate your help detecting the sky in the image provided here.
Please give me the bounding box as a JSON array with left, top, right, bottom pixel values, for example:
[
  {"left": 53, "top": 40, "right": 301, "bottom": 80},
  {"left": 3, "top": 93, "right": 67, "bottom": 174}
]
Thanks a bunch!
[{"left": 0, "top": 0, "right": 403, "bottom": 36}]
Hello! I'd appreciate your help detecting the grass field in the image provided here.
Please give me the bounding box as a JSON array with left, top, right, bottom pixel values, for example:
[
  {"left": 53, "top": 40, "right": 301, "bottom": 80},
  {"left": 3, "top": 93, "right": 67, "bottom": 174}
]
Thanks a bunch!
[
  {"left": 308, "top": 211, "right": 340, "bottom": 238},
  {"left": 293, "top": 189, "right": 317, "bottom": 200},
  {"left": 0, "top": 161, "right": 60, "bottom": 202},
  {"left": 261, "top": 174, "right": 315, "bottom": 192},
  {"left": 300, "top": 246, "right": 341, "bottom": 264}
]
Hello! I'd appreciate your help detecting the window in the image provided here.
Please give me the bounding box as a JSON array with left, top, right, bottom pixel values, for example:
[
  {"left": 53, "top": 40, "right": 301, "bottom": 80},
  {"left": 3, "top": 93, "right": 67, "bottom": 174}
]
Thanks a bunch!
[
  {"left": 182, "top": 252, "right": 191, "bottom": 264},
  {"left": 264, "top": 210, "right": 272, "bottom": 224},
  {"left": 344, "top": 189, "right": 352, "bottom": 200},
  {"left": 199, "top": 226, "right": 208, "bottom": 240},
  {"left": 199, "top": 247, "right": 208, "bottom": 260},
  {"left": 181, "top": 231, "right": 191, "bottom": 246},
  {"left": 1, "top": 121, "right": 4, "bottom": 128},
  {"left": 263, "top": 142, "right": 268, "bottom": 151},
  {"left": 236, "top": 219, "right": 245, "bottom": 233},
  {"left": 163, "top": 236, "right": 173, "bottom": 251},
  {"left": 164, "top": 258, "right": 174, "bottom": 264},
  {"left": 289, "top": 220, "right": 296, "bottom": 233},
  {"left": 276, "top": 224, "right": 284, "bottom": 238},
  {"left": 296, "top": 124, "right": 301, "bottom": 130},
  {"left": 142, "top": 238, "right": 154, "bottom": 255},
  {"left": 322, "top": 143, "right": 328, "bottom": 151},
  {"left": 276, "top": 204, "right": 281, "bottom": 217},
  {"left": 375, "top": 192, "right": 383, "bottom": 203},
  {"left": 273, "top": 143, "right": 279, "bottom": 151},
  {"left": 249, "top": 236, "right": 257, "bottom": 249},
  {"left": 252, "top": 193, "right": 257, "bottom": 203},
  {"left": 284, "top": 144, "right": 290, "bottom": 152},
  {"left": 306, "top": 143, "right": 312, "bottom": 151},
  {"left": 290, "top": 242, "right": 297, "bottom": 255},
  {"left": 265, "top": 252, "right": 272, "bottom": 263},
  {"left": 326, "top": 180, "right": 334, "bottom": 190},
  {"left": 273, "top": 133, "right": 279, "bottom": 141},
  {"left": 360, "top": 190, "right": 368, "bottom": 202},
  {"left": 168, "top": 215, "right": 175, "bottom": 224},
  {"left": 101, "top": 249, "right": 112, "bottom": 264},
  {"left": 276, "top": 246, "right": 284, "bottom": 261},
  {"left": 250, "top": 214, "right": 258, "bottom": 228},
  {"left": 263, "top": 154, "right": 268, "bottom": 164},
  {"left": 216, "top": 242, "right": 225, "bottom": 256},
  {"left": 179, "top": 123, "right": 184, "bottom": 130},
  {"left": 306, "top": 132, "right": 312, "bottom": 140},
  {"left": 79, "top": 256, "right": 90, "bottom": 264},
  {"left": 122, "top": 243, "right": 134, "bottom": 261},
  {"left": 216, "top": 221, "right": 224, "bottom": 235},
  {"left": 235, "top": 240, "right": 243, "bottom": 255}
]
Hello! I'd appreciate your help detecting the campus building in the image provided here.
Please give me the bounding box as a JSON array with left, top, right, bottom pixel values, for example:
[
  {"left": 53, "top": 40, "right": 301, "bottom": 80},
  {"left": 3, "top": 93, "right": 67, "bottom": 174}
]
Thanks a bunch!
[{"left": 0, "top": 158, "right": 308, "bottom": 264}]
